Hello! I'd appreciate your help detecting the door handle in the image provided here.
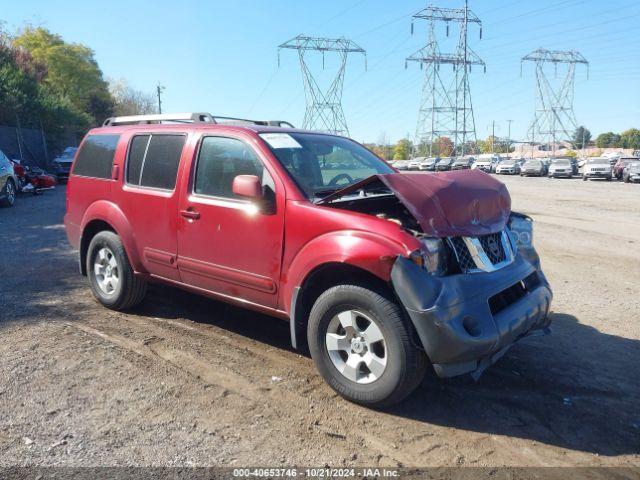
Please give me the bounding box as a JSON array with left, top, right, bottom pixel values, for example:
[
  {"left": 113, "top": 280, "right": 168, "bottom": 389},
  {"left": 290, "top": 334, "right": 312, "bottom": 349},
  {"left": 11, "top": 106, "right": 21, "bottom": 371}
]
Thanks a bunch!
[{"left": 180, "top": 209, "right": 200, "bottom": 220}]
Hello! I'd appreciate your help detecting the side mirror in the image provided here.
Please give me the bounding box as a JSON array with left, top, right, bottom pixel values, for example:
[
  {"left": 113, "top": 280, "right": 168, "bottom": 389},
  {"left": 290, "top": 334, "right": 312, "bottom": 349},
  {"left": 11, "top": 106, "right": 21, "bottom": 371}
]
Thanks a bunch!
[{"left": 232, "top": 175, "right": 262, "bottom": 200}]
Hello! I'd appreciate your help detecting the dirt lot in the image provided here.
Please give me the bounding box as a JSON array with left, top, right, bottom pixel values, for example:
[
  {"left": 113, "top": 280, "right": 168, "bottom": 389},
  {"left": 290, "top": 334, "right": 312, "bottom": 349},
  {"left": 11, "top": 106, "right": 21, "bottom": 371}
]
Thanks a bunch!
[{"left": 0, "top": 175, "right": 638, "bottom": 468}]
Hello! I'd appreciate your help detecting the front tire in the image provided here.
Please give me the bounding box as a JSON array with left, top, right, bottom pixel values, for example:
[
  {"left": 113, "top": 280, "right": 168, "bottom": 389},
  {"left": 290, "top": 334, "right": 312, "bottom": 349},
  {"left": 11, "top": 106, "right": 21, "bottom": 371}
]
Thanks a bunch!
[
  {"left": 0, "top": 179, "right": 16, "bottom": 207},
  {"left": 308, "top": 284, "right": 427, "bottom": 408},
  {"left": 86, "top": 231, "right": 147, "bottom": 310}
]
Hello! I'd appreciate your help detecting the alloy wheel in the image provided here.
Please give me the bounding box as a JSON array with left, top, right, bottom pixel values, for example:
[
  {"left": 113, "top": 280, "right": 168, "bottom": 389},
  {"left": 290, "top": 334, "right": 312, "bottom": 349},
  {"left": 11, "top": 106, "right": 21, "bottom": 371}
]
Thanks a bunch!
[
  {"left": 325, "top": 310, "right": 387, "bottom": 384},
  {"left": 94, "top": 247, "right": 120, "bottom": 295}
]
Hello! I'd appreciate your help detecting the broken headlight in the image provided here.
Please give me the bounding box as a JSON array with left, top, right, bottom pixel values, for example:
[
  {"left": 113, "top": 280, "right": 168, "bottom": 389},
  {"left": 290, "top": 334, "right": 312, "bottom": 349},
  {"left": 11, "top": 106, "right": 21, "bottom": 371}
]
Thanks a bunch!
[
  {"left": 508, "top": 212, "right": 533, "bottom": 249},
  {"left": 410, "top": 237, "right": 448, "bottom": 276}
]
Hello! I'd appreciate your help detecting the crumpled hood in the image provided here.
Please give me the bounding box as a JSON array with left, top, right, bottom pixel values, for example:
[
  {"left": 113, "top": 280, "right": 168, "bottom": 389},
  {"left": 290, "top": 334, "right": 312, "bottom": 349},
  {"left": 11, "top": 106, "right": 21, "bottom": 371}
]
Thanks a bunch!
[{"left": 322, "top": 170, "right": 511, "bottom": 237}]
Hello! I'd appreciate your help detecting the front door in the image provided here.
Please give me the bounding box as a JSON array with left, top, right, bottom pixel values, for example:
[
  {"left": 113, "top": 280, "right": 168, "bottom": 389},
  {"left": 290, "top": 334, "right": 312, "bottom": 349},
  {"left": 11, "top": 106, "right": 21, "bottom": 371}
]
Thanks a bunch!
[{"left": 176, "top": 134, "right": 285, "bottom": 308}]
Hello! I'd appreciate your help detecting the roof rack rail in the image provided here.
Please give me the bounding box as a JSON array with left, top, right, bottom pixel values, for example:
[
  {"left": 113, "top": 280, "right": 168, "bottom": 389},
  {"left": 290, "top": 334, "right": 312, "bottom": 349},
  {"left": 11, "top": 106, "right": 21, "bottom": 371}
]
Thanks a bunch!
[{"left": 102, "top": 112, "right": 295, "bottom": 128}]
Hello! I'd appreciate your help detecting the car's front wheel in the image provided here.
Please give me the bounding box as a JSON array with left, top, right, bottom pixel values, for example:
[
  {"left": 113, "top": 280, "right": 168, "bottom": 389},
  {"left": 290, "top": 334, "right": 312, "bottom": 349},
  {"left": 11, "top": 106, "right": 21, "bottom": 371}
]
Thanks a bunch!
[
  {"left": 86, "top": 231, "right": 147, "bottom": 310},
  {"left": 308, "top": 284, "right": 427, "bottom": 408},
  {"left": 0, "top": 179, "right": 16, "bottom": 207}
]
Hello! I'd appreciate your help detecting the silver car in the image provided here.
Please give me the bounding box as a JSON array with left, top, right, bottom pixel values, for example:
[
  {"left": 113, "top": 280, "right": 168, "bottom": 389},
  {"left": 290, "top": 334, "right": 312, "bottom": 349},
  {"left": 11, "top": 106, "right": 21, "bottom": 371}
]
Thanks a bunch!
[
  {"left": 547, "top": 158, "right": 573, "bottom": 178},
  {"left": 0, "top": 149, "right": 17, "bottom": 207},
  {"left": 582, "top": 157, "right": 612, "bottom": 181},
  {"left": 418, "top": 157, "right": 438, "bottom": 171}
]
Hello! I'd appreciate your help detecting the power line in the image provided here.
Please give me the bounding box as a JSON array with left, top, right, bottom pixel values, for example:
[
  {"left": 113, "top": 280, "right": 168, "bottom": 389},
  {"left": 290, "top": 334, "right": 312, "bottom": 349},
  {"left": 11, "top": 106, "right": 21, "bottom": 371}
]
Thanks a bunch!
[{"left": 278, "top": 35, "right": 366, "bottom": 136}]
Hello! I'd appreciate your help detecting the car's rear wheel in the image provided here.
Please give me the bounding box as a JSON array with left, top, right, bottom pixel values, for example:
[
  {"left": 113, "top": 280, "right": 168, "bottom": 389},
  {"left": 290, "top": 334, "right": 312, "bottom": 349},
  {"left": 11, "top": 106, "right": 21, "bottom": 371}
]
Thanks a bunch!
[
  {"left": 86, "top": 231, "right": 147, "bottom": 310},
  {"left": 308, "top": 284, "right": 427, "bottom": 408},
  {"left": 0, "top": 179, "right": 16, "bottom": 207}
]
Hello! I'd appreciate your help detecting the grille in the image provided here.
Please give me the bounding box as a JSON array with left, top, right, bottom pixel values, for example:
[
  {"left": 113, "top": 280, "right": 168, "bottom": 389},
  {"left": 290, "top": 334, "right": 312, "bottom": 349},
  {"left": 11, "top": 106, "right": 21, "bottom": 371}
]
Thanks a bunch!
[
  {"left": 449, "top": 237, "right": 476, "bottom": 272},
  {"left": 590, "top": 167, "right": 608, "bottom": 172},
  {"left": 448, "top": 231, "right": 509, "bottom": 273},
  {"left": 479, "top": 232, "right": 507, "bottom": 264}
]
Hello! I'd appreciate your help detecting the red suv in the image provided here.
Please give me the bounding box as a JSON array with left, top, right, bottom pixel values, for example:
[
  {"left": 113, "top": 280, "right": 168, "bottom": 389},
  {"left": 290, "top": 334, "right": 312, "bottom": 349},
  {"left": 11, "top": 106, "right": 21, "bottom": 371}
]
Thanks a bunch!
[{"left": 65, "top": 113, "right": 552, "bottom": 407}]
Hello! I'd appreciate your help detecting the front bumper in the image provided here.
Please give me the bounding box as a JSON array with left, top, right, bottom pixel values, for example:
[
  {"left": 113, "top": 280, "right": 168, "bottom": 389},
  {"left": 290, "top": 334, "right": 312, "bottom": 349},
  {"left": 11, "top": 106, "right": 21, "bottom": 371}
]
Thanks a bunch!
[
  {"left": 549, "top": 170, "right": 572, "bottom": 177},
  {"left": 391, "top": 252, "right": 552, "bottom": 379},
  {"left": 583, "top": 171, "right": 611, "bottom": 179}
]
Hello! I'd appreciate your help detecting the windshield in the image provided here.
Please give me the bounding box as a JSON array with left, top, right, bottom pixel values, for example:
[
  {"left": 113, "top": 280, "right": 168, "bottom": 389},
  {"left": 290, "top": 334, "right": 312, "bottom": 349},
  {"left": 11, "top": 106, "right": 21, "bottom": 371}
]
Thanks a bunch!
[
  {"left": 587, "top": 158, "right": 608, "bottom": 164},
  {"left": 524, "top": 160, "right": 541, "bottom": 167},
  {"left": 260, "top": 132, "right": 393, "bottom": 200},
  {"left": 500, "top": 160, "right": 516, "bottom": 166},
  {"left": 551, "top": 159, "right": 570, "bottom": 165}
]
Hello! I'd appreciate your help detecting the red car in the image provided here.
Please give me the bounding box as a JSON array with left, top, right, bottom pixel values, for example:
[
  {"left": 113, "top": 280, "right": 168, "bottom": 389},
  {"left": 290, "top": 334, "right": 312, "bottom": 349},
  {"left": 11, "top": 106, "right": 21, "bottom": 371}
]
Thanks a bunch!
[
  {"left": 64, "top": 112, "right": 552, "bottom": 407},
  {"left": 613, "top": 157, "right": 639, "bottom": 180}
]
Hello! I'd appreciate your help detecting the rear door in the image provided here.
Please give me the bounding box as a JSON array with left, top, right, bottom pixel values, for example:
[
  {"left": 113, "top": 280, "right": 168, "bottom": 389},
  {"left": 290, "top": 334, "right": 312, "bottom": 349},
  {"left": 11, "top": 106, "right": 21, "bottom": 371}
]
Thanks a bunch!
[
  {"left": 176, "top": 133, "right": 285, "bottom": 308},
  {"left": 116, "top": 132, "right": 188, "bottom": 281}
]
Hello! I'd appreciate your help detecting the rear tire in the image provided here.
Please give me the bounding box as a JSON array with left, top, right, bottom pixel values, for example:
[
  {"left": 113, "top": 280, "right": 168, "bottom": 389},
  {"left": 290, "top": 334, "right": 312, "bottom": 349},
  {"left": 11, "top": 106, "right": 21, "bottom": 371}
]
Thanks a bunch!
[
  {"left": 308, "top": 284, "right": 427, "bottom": 408},
  {"left": 0, "top": 179, "right": 16, "bottom": 207},
  {"left": 86, "top": 231, "right": 147, "bottom": 310}
]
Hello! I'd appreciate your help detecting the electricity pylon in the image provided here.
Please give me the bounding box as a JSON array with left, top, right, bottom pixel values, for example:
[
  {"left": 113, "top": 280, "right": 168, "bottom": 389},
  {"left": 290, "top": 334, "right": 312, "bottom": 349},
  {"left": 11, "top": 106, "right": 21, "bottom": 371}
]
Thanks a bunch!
[
  {"left": 278, "top": 35, "right": 366, "bottom": 136},
  {"left": 406, "top": 1, "right": 485, "bottom": 156},
  {"left": 521, "top": 48, "right": 589, "bottom": 153}
]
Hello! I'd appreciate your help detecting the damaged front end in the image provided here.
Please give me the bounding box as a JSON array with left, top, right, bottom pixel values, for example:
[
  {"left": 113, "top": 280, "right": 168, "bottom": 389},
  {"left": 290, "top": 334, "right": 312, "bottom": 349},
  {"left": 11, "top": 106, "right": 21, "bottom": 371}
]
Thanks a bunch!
[{"left": 319, "top": 170, "right": 553, "bottom": 379}]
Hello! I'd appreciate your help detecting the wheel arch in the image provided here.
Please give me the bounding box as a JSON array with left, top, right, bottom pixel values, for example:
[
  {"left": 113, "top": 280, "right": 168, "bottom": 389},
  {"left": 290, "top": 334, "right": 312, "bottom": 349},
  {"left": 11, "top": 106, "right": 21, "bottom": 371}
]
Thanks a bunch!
[
  {"left": 79, "top": 201, "right": 143, "bottom": 276},
  {"left": 290, "top": 262, "right": 395, "bottom": 352}
]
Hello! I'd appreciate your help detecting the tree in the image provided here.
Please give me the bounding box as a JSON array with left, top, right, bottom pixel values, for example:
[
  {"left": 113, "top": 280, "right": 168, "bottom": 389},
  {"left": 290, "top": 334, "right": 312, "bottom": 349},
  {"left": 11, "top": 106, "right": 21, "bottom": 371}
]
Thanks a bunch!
[
  {"left": 393, "top": 138, "right": 411, "bottom": 160},
  {"left": 109, "top": 79, "right": 157, "bottom": 116},
  {"left": 564, "top": 149, "right": 577, "bottom": 158},
  {"left": 478, "top": 135, "right": 511, "bottom": 154},
  {"left": 619, "top": 128, "right": 640, "bottom": 149},
  {"left": 572, "top": 126, "right": 591, "bottom": 149},
  {"left": 595, "top": 132, "right": 620, "bottom": 148},
  {"left": 0, "top": 27, "right": 89, "bottom": 135},
  {"left": 13, "top": 26, "right": 113, "bottom": 124},
  {"left": 433, "top": 136, "right": 454, "bottom": 157}
]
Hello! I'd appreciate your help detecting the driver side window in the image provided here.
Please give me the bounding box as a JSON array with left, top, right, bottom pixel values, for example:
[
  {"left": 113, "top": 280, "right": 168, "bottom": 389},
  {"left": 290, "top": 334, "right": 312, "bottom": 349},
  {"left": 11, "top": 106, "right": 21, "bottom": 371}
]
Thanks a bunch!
[{"left": 194, "top": 136, "right": 274, "bottom": 200}]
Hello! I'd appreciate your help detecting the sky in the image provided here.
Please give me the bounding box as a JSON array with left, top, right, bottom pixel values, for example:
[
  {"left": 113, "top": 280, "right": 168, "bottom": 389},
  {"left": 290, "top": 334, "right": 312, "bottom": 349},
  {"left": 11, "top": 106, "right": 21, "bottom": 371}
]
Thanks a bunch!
[{"left": 3, "top": 0, "right": 640, "bottom": 144}]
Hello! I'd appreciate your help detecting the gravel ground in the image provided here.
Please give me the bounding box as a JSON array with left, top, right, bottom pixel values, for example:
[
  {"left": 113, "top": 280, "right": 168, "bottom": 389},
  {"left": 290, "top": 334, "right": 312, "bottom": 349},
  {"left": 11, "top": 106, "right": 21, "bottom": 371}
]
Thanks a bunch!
[{"left": 0, "top": 175, "right": 638, "bottom": 468}]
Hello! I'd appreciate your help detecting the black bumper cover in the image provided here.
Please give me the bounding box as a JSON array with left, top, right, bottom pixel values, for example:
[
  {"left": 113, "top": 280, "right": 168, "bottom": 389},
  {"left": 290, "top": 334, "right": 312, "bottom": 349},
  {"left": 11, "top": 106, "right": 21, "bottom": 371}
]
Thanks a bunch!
[{"left": 391, "top": 249, "right": 552, "bottom": 379}]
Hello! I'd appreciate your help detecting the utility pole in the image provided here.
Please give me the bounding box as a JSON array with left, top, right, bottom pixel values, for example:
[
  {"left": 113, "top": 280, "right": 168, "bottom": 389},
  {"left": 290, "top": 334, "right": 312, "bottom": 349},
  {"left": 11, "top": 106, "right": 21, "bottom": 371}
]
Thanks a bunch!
[
  {"left": 506, "top": 119, "right": 513, "bottom": 158},
  {"left": 156, "top": 83, "right": 165, "bottom": 114},
  {"left": 491, "top": 120, "right": 495, "bottom": 154},
  {"left": 406, "top": 1, "right": 485, "bottom": 157},
  {"left": 278, "top": 35, "right": 366, "bottom": 136}
]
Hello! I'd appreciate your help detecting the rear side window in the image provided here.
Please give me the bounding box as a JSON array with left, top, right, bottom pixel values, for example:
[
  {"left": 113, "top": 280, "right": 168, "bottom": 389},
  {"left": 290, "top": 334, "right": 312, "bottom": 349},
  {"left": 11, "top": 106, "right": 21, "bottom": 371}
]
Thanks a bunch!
[
  {"left": 126, "top": 134, "right": 185, "bottom": 190},
  {"left": 73, "top": 135, "right": 120, "bottom": 179}
]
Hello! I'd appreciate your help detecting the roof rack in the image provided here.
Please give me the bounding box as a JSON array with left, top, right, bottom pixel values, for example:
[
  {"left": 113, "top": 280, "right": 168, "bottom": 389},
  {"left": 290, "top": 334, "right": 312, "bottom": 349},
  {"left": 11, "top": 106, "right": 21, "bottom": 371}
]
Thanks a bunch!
[{"left": 102, "top": 112, "right": 294, "bottom": 128}]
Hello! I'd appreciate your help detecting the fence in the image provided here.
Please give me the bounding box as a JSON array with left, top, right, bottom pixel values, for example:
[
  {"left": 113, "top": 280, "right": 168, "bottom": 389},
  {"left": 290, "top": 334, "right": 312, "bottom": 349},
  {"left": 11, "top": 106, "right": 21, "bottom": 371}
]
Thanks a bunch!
[{"left": 0, "top": 125, "right": 79, "bottom": 170}]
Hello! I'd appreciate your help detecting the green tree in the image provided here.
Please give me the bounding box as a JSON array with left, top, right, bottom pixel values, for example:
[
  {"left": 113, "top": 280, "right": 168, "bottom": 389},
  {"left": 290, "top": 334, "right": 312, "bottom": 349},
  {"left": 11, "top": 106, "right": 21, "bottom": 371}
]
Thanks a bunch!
[
  {"left": 619, "top": 128, "right": 640, "bottom": 149},
  {"left": 572, "top": 126, "right": 591, "bottom": 149},
  {"left": 393, "top": 138, "right": 411, "bottom": 160},
  {"left": 13, "top": 26, "right": 113, "bottom": 123},
  {"left": 0, "top": 27, "right": 89, "bottom": 136},
  {"left": 595, "top": 132, "right": 621, "bottom": 148}
]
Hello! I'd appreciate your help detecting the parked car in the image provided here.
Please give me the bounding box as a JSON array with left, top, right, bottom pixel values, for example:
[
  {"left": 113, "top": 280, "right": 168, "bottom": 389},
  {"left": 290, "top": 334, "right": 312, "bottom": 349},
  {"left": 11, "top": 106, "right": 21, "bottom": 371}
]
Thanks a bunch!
[
  {"left": 435, "top": 157, "right": 454, "bottom": 171},
  {"left": 451, "top": 157, "right": 474, "bottom": 170},
  {"left": 622, "top": 161, "right": 640, "bottom": 183},
  {"left": 52, "top": 147, "right": 78, "bottom": 183},
  {"left": 495, "top": 159, "right": 520, "bottom": 175},
  {"left": 65, "top": 112, "right": 552, "bottom": 407},
  {"left": 472, "top": 155, "right": 500, "bottom": 173},
  {"left": 407, "top": 158, "right": 422, "bottom": 170},
  {"left": 520, "top": 159, "right": 547, "bottom": 177},
  {"left": 0, "top": 149, "right": 18, "bottom": 207},
  {"left": 393, "top": 160, "right": 409, "bottom": 170},
  {"left": 613, "top": 157, "right": 639, "bottom": 180},
  {"left": 582, "top": 157, "right": 612, "bottom": 181},
  {"left": 547, "top": 158, "right": 574, "bottom": 178},
  {"left": 418, "top": 157, "right": 438, "bottom": 171}
]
